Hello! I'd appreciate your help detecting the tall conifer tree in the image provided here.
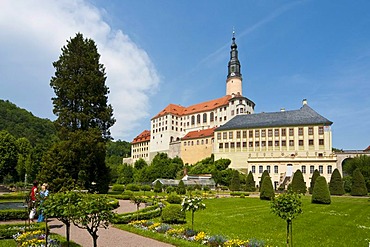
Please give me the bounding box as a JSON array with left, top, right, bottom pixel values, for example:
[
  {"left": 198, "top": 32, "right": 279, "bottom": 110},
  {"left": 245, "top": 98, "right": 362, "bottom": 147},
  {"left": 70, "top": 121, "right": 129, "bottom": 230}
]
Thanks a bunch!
[
  {"left": 291, "top": 169, "right": 307, "bottom": 194},
  {"left": 40, "top": 33, "right": 115, "bottom": 193},
  {"left": 329, "top": 168, "right": 345, "bottom": 195},
  {"left": 309, "top": 169, "right": 320, "bottom": 194},
  {"left": 245, "top": 171, "right": 256, "bottom": 192}
]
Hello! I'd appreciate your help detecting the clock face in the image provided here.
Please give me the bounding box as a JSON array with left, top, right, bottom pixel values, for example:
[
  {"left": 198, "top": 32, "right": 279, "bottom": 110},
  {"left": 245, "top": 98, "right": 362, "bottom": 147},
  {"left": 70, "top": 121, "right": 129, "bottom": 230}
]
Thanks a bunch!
[{"left": 230, "top": 72, "right": 235, "bottom": 76}]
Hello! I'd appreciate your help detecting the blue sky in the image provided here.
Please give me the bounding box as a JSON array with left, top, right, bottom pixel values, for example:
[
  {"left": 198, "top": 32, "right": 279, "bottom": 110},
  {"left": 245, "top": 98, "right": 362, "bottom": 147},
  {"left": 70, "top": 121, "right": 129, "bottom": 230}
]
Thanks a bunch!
[{"left": 0, "top": 0, "right": 369, "bottom": 150}]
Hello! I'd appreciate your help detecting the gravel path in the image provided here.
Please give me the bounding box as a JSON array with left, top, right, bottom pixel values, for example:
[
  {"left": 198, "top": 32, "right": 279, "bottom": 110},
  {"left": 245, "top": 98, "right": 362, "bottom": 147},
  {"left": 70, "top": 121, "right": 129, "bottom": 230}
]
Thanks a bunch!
[{"left": 48, "top": 200, "right": 174, "bottom": 247}]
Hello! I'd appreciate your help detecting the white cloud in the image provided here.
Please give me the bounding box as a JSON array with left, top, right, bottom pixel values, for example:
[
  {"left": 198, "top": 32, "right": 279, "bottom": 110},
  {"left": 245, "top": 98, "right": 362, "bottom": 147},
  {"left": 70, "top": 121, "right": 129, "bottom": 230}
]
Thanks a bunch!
[{"left": 0, "top": 0, "right": 160, "bottom": 140}]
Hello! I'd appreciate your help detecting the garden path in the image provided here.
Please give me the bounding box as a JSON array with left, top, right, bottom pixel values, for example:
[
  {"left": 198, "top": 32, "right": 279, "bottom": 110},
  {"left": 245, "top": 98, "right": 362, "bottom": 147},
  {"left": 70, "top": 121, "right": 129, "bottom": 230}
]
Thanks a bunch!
[{"left": 48, "top": 200, "right": 174, "bottom": 247}]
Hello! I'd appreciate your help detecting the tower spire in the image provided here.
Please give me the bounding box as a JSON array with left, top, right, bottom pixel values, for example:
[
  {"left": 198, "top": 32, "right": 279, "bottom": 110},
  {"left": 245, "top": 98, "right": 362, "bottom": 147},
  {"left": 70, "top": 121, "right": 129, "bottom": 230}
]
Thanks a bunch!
[{"left": 226, "top": 31, "right": 243, "bottom": 96}]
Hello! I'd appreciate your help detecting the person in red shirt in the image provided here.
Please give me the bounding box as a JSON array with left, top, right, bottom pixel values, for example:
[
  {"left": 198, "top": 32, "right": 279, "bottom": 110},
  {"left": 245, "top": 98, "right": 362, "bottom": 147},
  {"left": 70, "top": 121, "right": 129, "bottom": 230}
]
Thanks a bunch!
[{"left": 29, "top": 181, "right": 38, "bottom": 221}]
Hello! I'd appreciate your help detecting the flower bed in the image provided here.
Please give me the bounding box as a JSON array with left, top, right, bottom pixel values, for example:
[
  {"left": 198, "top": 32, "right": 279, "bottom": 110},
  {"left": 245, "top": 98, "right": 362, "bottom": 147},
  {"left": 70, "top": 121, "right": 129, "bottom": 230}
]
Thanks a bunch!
[
  {"left": 13, "top": 230, "right": 61, "bottom": 247},
  {"left": 128, "top": 220, "right": 266, "bottom": 247}
]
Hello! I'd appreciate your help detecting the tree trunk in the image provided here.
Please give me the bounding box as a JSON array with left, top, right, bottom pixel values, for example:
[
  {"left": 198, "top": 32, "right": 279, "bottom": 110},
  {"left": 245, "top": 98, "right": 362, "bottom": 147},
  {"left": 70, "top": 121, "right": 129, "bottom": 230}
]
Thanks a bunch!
[
  {"left": 66, "top": 222, "right": 70, "bottom": 247},
  {"left": 286, "top": 219, "right": 291, "bottom": 247},
  {"left": 191, "top": 211, "right": 194, "bottom": 230},
  {"left": 290, "top": 220, "right": 293, "bottom": 247},
  {"left": 93, "top": 234, "right": 98, "bottom": 247}
]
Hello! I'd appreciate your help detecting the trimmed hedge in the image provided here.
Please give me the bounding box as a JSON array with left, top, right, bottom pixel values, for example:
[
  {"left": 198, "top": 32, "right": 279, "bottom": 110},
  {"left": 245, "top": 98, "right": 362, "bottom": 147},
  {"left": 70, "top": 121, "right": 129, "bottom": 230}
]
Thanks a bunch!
[
  {"left": 166, "top": 194, "right": 182, "bottom": 204},
  {"left": 125, "top": 184, "right": 141, "bottom": 192},
  {"left": 260, "top": 176, "right": 275, "bottom": 200},
  {"left": 0, "top": 223, "right": 44, "bottom": 239},
  {"left": 114, "top": 208, "right": 161, "bottom": 224},
  {"left": 0, "top": 193, "right": 28, "bottom": 201},
  {"left": 230, "top": 192, "right": 250, "bottom": 197},
  {"left": 161, "top": 204, "right": 186, "bottom": 224},
  {"left": 0, "top": 209, "right": 28, "bottom": 221},
  {"left": 111, "top": 184, "right": 125, "bottom": 192}
]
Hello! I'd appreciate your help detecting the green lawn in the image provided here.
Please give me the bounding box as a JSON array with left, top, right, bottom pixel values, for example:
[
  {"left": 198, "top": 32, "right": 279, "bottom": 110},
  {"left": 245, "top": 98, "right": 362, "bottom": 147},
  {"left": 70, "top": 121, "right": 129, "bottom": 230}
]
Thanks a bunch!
[{"left": 178, "top": 196, "right": 370, "bottom": 247}]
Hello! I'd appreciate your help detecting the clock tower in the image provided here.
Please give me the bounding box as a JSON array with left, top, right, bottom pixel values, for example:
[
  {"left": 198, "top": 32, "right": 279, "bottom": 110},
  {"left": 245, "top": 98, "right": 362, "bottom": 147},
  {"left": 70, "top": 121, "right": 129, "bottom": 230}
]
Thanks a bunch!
[{"left": 226, "top": 32, "right": 243, "bottom": 96}]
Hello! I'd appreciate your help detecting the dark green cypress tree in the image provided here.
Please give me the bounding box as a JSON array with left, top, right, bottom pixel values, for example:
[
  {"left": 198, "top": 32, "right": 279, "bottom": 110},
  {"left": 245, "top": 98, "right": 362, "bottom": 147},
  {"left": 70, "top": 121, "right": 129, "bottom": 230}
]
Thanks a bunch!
[
  {"left": 259, "top": 170, "right": 269, "bottom": 191},
  {"left": 177, "top": 180, "right": 186, "bottom": 195},
  {"left": 329, "top": 168, "right": 345, "bottom": 195},
  {"left": 229, "top": 170, "right": 241, "bottom": 191},
  {"left": 260, "top": 176, "right": 275, "bottom": 200},
  {"left": 153, "top": 180, "right": 163, "bottom": 193},
  {"left": 245, "top": 171, "right": 256, "bottom": 192},
  {"left": 309, "top": 169, "right": 320, "bottom": 194},
  {"left": 291, "top": 169, "right": 307, "bottom": 194},
  {"left": 312, "top": 176, "right": 331, "bottom": 204},
  {"left": 351, "top": 168, "right": 367, "bottom": 196}
]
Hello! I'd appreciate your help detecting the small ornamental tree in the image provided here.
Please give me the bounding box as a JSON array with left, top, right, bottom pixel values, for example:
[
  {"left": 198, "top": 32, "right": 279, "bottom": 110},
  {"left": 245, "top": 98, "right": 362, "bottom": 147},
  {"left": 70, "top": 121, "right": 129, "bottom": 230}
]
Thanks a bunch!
[
  {"left": 311, "top": 176, "right": 331, "bottom": 204},
  {"left": 43, "top": 191, "right": 80, "bottom": 246},
  {"left": 130, "top": 195, "right": 147, "bottom": 220},
  {"left": 351, "top": 168, "right": 367, "bottom": 196},
  {"left": 259, "top": 170, "right": 269, "bottom": 191},
  {"left": 177, "top": 180, "right": 186, "bottom": 195},
  {"left": 72, "top": 193, "right": 116, "bottom": 247},
  {"left": 245, "top": 171, "right": 256, "bottom": 192},
  {"left": 291, "top": 170, "right": 307, "bottom": 194},
  {"left": 271, "top": 192, "right": 303, "bottom": 247},
  {"left": 309, "top": 169, "right": 320, "bottom": 194},
  {"left": 260, "top": 176, "right": 275, "bottom": 200},
  {"left": 181, "top": 197, "right": 206, "bottom": 230},
  {"left": 229, "top": 170, "right": 241, "bottom": 191},
  {"left": 329, "top": 168, "right": 345, "bottom": 195}
]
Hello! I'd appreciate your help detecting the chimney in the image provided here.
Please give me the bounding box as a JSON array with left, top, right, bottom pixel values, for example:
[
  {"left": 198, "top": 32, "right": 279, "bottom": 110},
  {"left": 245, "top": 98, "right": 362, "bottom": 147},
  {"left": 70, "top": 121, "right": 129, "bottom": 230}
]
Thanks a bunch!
[{"left": 302, "top": 99, "right": 308, "bottom": 105}]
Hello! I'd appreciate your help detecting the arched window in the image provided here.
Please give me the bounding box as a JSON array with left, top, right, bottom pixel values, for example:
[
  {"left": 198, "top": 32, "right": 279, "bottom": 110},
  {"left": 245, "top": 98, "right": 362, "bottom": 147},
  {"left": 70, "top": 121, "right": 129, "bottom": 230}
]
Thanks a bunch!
[
  {"left": 210, "top": 112, "right": 214, "bottom": 122},
  {"left": 197, "top": 114, "right": 201, "bottom": 124},
  {"left": 203, "top": 113, "right": 207, "bottom": 123},
  {"left": 191, "top": 116, "right": 195, "bottom": 125}
]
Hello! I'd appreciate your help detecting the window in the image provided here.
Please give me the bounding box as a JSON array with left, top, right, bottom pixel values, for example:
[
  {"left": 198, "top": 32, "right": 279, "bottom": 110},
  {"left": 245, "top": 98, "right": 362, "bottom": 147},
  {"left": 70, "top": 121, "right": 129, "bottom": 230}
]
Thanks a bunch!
[
  {"left": 255, "top": 130, "right": 260, "bottom": 137},
  {"left": 319, "top": 139, "right": 324, "bottom": 145},
  {"left": 268, "top": 129, "right": 273, "bottom": 137},
  {"left": 229, "top": 132, "right": 233, "bottom": 139},
  {"left": 308, "top": 127, "right": 313, "bottom": 135},
  {"left": 225, "top": 143, "right": 229, "bottom": 148},
  {"left": 219, "top": 143, "right": 223, "bottom": 149},
  {"left": 252, "top": 166, "right": 256, "bottom": 173},
  {"left": 242, "top": 142, "right": 246, "bottom": 147},
  {"left": 268, "top": 141, "right": 273, "bottom": 146},
  {"left": 281, "top": 140, "right": 286, "bottom": 146},
  {"left": 201, "top": 140, "right": 204, "bottom": 145},
  {"left": 255, "top": 141, "right": 260, "bottom": 147},
  {"left": 230, "top": 142, "right": 235, "bottom": 148},
  {"left": 327, "top": 165, "right": 332, "bottom": 174},
  {"left": 319, "top": 165, "right": 323, "bottom": 174},
  {"left": 191, "top": 116, "right": 195, "bottom": 125},
  {"left": 310, "top": 165, "right": 314, "bottom": 174},
  {"left": 299, "top": 140, "right": 304, "bottom": 146},
  {"left": 197, "top": 114, "right": 201, "bottom": 124},
  {"left": 191, "top": 141, "right": 194, "bottom": 146},
  {"left": 275, "top": 141, "right": 279, "bottom": 146},
  {"left": 206, "top": 139, "right": 208, "bottom": 144},
  {"left": 224, "top": 116, "right": 227, "bottom": 121},
  {"left": 261, "top": 130, "right": 266, "bottom": 137},
  {"left": 281, "top": 129, "right": 286, "bottom": 136},
  {"left": 231, "top": 110, "right": 234, "bottom": 116},
  {"left": 298, "top": 128, "right": 303, "bottom": 136},
  {"left": 236, "top": 131, "right": 241, "bottom": 138},
  {"left": 242, "top": 131, "right": 247, "bottom": 138},
  {"left": 261, "top": 141, "right": 266, "bottom": 147},
  {"left": 274, "top": 166, "right": 278, "bottom": 174},
  {"left": 309, "top": 139, "right": 314, "bottom": 146},
  {"left": 236, "top": 142, "right": 241, "bottom": 148},
  {"left": 197, "top": 140, "right": 199, "bottom": 145},
  {"left": 249, "top": 130, "right": 253, "bottom": 137},
  {"left": 301, "top": 165, "right": 306, "bottom": 174},
  {"left": 289, "top": 128, "right": 294, "bottom": 136},
  {"left": 210, "top": 112, "right": 214, "bottom": 122},
  {"left": 259, "top": 166, "right": 263, "bottom": 173},
  {"left": 319, "top": 126, "right": 324, "bottom": 135},
  {"left": 289, "top": 140, "right": 294, "bottom": 146},
  {"left": 267, "top": 165, "right": 271, "bottom": 173},
  {"left": 249, "top": 142, "right": 253, "bottom": 147},
  {"left": 274, "top": 129, "right": 279, "bottom": 137},
  {"left": 217, "top": 133, "right": 221, "bottom": 140},
  {"left": 203, "top": 113, "right": 207, "bottom": 123},
  {"left": 223, "top": 132, "right": 227, "bottom": 139}
]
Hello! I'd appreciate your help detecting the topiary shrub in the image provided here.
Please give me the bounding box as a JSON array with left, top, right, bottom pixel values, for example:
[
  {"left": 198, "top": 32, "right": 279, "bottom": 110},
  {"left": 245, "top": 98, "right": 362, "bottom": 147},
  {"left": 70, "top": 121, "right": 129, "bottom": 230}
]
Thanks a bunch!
[
  {"left": 177, "top": 180, "right": 186, "bottom": 195},
  {"left": 259, "top": 170, "right": 270, "bottom": 191},
  {"left": 161, "top": 204, "right": 186, "bottom": 224},
  {"left": 166, "top": 193, "right": 182, "bottom": 204},
  {"left": 309, "top": 169, "right": 320, "bottom": 194},
  {"left": 166, "top": 186, "right": 175, "bottom": 194},
  {"left": 245, "top": 171, "right": 256, "bottom": 192},
  {"left": 260, "top": 176, "right": 275, "bottom": 200},
  {"left": 112, "top": 184, "right": 125, "bottom": 192},
  {"left": 141, "top": 185, "right": 151, "bottom": 192},
  {"left": 291, "top": 169, "right": 307, "bottom": 194},
  {"left": 125, "top": 184, "right": 140, "bottom": 191},
  {"left": 351, "top": 168, "right": 368, "bottom": 196},
  {"left": 229, "top": 170, "right": 241, "bottom": 191},
  {"left": 153, "top": 180, "right": 163, "bottom": 193},
  {"left": 329, "top": 168, "right": 345, "bottom": 195},
  {"left": 312, "top": 176, "right": 331, "bottom": 204}
]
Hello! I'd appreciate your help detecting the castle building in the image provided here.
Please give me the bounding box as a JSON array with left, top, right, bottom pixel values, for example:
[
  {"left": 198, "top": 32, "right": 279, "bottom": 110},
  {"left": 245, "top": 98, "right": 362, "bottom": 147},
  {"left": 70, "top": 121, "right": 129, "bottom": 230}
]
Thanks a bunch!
[{"left": 130, "top": 33, "right": 337, "bottom": 188}]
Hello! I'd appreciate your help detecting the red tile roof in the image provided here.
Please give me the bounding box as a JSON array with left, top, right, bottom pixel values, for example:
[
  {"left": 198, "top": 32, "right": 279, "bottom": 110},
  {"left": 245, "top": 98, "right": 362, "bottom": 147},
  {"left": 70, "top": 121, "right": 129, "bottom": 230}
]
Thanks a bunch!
[
  {"left": 364, "top": 145, "right": 370, "bottom": 152},
  {"left": 152, "top": 95, "right": 232, "bottom": 119},
  {"left": 132, "top": 130, "right": 150, "bottom": 144},
  {"left": 181, "top": 127, "right": 216, "bottom": 140}
]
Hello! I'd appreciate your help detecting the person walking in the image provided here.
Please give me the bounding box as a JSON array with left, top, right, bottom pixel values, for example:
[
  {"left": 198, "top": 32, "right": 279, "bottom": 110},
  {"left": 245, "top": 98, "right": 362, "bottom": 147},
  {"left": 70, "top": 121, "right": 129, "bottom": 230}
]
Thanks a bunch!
[{"left": 37, "top": 183, "right": 49, "bottom": 222}]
